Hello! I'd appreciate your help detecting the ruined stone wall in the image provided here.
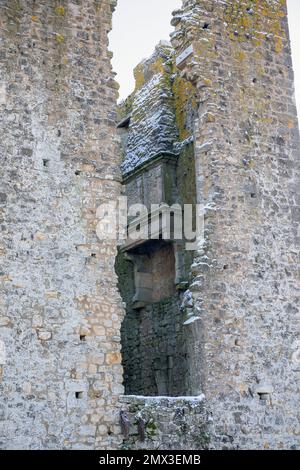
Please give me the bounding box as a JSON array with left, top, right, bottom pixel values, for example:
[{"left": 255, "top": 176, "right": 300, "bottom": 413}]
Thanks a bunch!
[
  {"left": 171, "top": 0, "right": 300, "bottom": 449},
  {"left": 1, "top": 0, "right": 299, "bottom": 452},
  {"left": 120, "top": 395, "right": 209, "bottom": 450},
  {"left": 119, "top": 41, "right": 197, "bottom": 178},
  {"left": 0, "top": 0, "right": 124, "bottom": 449}
]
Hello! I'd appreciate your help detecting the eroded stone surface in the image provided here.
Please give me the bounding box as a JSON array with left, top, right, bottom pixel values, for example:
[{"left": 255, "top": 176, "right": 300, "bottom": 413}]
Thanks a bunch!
[
  {"left": 170, "top": 0, "right": 300, "bottom": 450},
  {"left": 0, "top": 0, "right": 299, "bottom": 451},
  {"left": 0, "top": 0, "right": 124, "bottom": 450},
  {"left": 120, "top": 395, "right": 209, "bottom": 450}
]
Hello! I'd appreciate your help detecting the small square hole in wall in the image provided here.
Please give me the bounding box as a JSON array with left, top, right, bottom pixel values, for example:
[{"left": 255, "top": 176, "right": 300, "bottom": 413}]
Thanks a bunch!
[
  {"left": 75, "top": 391, "right": 83, "bottom": 399},
  {"left": 80, "top": 335, "right": 86, "bottom": 342},
  {"left": 43, "top": 159, "right": 49, "bottom": 168}
]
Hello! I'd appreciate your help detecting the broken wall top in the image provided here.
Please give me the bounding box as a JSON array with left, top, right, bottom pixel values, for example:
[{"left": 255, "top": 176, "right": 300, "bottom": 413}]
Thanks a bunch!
[{"left": 119, "top": 41, "right": 197, "bottom": 177}]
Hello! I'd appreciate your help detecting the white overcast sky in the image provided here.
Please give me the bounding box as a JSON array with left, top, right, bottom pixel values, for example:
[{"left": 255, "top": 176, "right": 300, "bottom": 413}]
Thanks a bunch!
[{"left": 109, "top": 0, "right": 300, "bottom": 115}]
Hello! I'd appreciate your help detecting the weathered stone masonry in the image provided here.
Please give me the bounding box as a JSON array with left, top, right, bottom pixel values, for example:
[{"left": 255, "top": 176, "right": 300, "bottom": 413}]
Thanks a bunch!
[
  {"left": 170, "top": 0, "right": 300, "bottom": 449},
  {"left": 0, "top": 0, "right": 124, "bottom": 449},
  {"left": 0, "top": 0, "right": 299, "bottom": 451}
]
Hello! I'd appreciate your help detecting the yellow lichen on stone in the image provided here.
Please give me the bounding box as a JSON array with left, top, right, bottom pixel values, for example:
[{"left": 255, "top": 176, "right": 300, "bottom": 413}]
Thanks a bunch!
[
  {"left": 203, "top": 78, "right": 212, "bottom": 87},
  {"left": 194, "top": 40, "right": 210, "bottom": 58},
  {"left": 55, "top": 33, "right": 65, "bottom": 43},
  {"left": 274, "top": 36, "right": 283, "bottom": 53},
  {"left": 134, "top": 64, "right": 145, "bottom": 91},
  {"left": 31, "top": 16, "right": 39, "bottom": 22},
  {"left": 261, "top": 117, "right": 273, "bottom": 125},
  {"left": 55, "top": 6, "right": 65, "bottom": 16},
  {"left": 206, "top": 113, "right": 215, "bottom": 123},
  {"left": 150, "top": 57, "right": 166, "bottom": 76},
  {"left": 240, "top": 16, "right": 251, "bottom": 29},
  {"left": 235, "top": 50, "right": 246, "bottom": 62}
]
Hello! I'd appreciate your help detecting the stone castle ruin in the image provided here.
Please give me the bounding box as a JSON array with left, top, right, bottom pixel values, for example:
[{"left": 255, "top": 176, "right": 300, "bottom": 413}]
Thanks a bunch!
[{"left": 0, "top": 0, "right": 299, "bottom": 450}]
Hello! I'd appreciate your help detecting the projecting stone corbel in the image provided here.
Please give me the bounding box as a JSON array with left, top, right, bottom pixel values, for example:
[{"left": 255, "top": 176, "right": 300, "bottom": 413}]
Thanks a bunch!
[
  {"left": 176, "top": 44, "right": 194, "bottom": 70},
  {"left": 125, "top": 253, "right": 153, "bottom": 309}
]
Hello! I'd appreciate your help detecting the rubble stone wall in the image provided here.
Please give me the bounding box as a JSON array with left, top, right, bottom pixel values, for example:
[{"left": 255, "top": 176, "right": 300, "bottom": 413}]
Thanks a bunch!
[
  {"left": 171, "top": 0, "right": 300, "bottom": 450},
  {"left": 0, "top": 0, "right": 299, "bottom": 451},
  {"left": 120, "top": 395, "right": 209, "bottom": 451},
  {"left": 0, "top": 0, "right": 124, "bottom": 450}
]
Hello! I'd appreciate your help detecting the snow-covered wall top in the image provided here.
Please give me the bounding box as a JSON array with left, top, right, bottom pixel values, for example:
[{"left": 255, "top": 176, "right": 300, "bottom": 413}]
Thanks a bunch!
[
  {"left": 120, "top": 42, "right": 178, "bottom": 176},
  {"left": 119, "top": 40, "right": 198, "bottom": 177}
]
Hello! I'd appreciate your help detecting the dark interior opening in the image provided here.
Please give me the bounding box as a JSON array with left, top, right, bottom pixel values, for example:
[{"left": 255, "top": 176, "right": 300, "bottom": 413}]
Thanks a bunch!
[{"left": 116, "top": 240, "right": 189, "bottom": 396}]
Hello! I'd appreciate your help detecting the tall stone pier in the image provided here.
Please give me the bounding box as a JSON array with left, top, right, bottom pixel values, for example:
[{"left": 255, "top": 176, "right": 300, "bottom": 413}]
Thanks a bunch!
[
  {"left": 0, "top": 0, "right": 124, "bottom": 449},
  {"left": 171, "top": 0, "right": 300, "bottom": 449}
]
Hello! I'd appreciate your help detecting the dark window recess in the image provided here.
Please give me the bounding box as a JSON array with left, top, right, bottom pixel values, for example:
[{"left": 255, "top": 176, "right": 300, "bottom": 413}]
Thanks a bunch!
[{"left": 117, "top": 241, "right": 190, "bottom": 397}]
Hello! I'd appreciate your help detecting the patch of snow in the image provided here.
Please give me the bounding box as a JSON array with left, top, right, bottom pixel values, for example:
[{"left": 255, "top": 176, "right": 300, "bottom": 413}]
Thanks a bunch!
[
  {"left": 183, "top": 316, "right": 201, "bottom": 325},
  {"left": 124, "top": 394, "right": 205, "bottom": 402}
]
